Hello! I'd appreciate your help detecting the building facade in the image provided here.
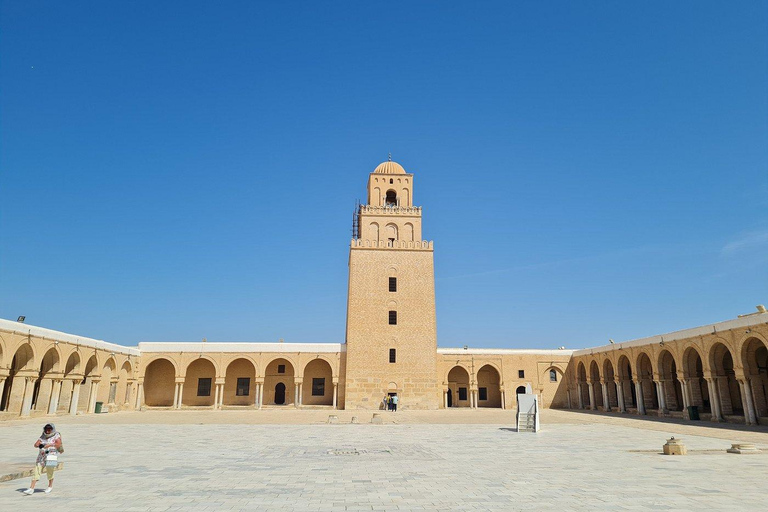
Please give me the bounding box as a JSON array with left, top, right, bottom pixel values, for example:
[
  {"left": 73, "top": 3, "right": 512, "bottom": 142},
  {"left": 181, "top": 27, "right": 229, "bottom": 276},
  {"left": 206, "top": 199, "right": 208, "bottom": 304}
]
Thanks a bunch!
[{"left": 1, "top": 159, "right": 766, "bottom": 424}]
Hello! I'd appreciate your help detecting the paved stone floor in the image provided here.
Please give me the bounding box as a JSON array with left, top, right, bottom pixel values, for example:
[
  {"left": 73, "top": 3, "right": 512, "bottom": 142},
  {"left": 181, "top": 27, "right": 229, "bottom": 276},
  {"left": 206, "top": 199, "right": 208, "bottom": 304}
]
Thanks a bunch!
[{"left": 2, "top": 409, "right": 767, "bottom": 511}]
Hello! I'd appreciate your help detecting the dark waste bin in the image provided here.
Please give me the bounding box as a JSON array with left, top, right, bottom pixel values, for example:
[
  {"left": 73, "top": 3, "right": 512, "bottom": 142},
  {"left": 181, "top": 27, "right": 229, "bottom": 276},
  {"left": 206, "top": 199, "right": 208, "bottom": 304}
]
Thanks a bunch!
[
  {"left": 687, "top": 405, "right": 699, "bottom": 420},
  {"left": 95, "top": 401, "right": 104, "bottom": 414}
]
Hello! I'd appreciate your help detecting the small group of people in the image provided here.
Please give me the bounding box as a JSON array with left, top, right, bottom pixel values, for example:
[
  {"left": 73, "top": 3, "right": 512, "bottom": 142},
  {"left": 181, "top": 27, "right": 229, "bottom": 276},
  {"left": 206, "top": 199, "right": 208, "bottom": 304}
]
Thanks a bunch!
[
  {"left": 383, "top": 394, "right": 399, "bottom": 411},
  {"left": 23, "top": 423, "right": 63, "bottom": 495}
]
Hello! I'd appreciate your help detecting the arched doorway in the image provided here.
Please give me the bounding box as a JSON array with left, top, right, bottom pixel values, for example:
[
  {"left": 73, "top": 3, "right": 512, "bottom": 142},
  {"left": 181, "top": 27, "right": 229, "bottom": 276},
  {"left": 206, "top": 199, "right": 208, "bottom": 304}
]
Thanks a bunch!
[
  {"left": 302, "top": 359, "right": 333, "bottom": 406},
  {"left": 447, "top": 366, "right": 470, "bottom": 407},
  {"left": 683, "top": 347, "right": 709, "bottom": 413},
  {"left": 182, "top": 358, "right": 217, "bottom": 407},
  {"left": 98, "top": 358, "right": 117, "bottom": 407},
  {"left": 264, "top": 358, "right": 294, "bottom": 406},
  {"left": 742, "top": 337, "right": 768, "bottom": 420},
  {"left": 447, "top": 389, "right": 453, "bottom": 407},
  {"left": 59, "top": 351, "right": 82, "bottom": 413},
  {"left": 31, "top": 347, "right": 60, "bottom": 413},
  {"left": 710, "top": 342, "right": 743, "bottom": 417},
  {"left": 274, "top": 383, "right": 286, "bottom": 405},
  {"left": 516, "top": 385, "right": 526, "bottom": 394},
  {"left": 658, "top": 350, "right": 683, "bottom": 412},
  {"left": 577, "top": 362, "right": 589, "bottom": 409},
  {"left": 617, "top": 355, "right": 636, "bottom": 409},
  {"left": 117, "top": 361, "right": 132, "bottom": 408},
  {"left": 78, "top": 355, "right": 99, "bottom": 412},
  {"left": 476, "top": 364, "right": 502, "bottom": 408},
  {"left": 636, "top": 353, "right": 658, "bottom": 412},
  {"left": 223, "top": 358, "right": 257, "bottom": 406},
  {"left": 590, "top": 361, "right": 603, "bottom": 409},
  {"left": 143, "top": 358, "right": 176, "bottom": 407},
  {"left": 602, "top": 360, "right": 618, "bottom": 410},
  {"left": 1, "top": 343, "right": 35, "bottom": 413}
]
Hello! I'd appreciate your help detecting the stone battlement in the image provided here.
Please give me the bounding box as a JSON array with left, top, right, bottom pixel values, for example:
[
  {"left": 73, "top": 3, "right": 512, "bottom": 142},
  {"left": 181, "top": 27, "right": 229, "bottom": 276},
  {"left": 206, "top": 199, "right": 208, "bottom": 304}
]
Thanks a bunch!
[
  {"left": 359, "top": 205, "right": 422, "bottom": 216},
  {"left": 350, "top": 239, "right": 433, "bottom": 250}
]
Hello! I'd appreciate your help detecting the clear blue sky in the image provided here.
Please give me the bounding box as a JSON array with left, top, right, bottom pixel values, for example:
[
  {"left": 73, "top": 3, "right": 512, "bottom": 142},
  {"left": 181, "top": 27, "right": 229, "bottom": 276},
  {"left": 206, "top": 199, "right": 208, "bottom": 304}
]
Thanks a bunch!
[{"left": 1, "top": 2, "right": 766, "bottom": 348}]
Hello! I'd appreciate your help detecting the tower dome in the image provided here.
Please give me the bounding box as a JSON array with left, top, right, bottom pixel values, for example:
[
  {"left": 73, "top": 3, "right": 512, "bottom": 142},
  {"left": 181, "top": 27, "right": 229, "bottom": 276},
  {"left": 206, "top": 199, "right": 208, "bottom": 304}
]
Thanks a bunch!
[{"left": 373, "top": 159, "right": 407, "bottom": 175}]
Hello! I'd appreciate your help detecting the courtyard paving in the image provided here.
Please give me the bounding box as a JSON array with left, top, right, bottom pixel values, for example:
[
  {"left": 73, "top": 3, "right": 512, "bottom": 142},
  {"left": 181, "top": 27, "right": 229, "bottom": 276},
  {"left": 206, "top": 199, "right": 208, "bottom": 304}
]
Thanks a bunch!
[{"left": 1, "top": 409, "right": 767, "bottom": 511}]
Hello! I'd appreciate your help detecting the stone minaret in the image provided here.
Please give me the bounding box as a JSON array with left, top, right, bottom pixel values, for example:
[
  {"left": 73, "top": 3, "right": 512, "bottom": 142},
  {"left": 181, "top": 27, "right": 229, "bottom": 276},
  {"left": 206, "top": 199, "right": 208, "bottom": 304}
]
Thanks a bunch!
[{"left": 344, "top": 158, "right": 439, "bottom": 409}]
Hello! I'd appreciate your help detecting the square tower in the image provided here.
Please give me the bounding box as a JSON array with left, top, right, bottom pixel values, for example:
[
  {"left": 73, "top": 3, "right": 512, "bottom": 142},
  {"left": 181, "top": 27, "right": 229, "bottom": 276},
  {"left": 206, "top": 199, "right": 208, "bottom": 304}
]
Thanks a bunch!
[{"left": 344, "top": 158, "right": 439, "bottom": 409}]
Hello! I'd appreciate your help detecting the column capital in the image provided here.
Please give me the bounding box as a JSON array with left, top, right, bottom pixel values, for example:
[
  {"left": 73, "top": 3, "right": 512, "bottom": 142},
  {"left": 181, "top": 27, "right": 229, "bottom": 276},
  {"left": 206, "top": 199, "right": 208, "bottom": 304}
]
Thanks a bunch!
[
  {"left": 215, "top": 378, "right": 225, "bottom": 385},
  {"left": 294, "top": 378, "right": 303, "bottom": 385},
  {"left": 174, "top": 377, "right": 186, "bottom": 384}
]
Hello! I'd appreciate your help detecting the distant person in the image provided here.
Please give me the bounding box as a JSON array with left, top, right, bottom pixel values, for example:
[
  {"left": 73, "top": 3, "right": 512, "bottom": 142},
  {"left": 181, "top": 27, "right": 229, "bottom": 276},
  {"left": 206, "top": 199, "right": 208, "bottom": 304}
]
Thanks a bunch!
[
  {"left": 382, "top": 395, "right": 389, "bottom": 410},
  {"left": 392, "top": 394, "right": 398, "bottom": 412},
  {"left": 23, "top": 423, "right": 63, "bottom": 495}
]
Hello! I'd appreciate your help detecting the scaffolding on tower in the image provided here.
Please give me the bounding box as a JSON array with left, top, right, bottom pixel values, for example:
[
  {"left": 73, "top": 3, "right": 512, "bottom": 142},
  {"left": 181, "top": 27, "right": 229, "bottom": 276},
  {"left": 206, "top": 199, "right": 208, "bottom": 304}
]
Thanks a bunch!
[{"left": 351, "top": 200, "right": 360, "bottom": 239}]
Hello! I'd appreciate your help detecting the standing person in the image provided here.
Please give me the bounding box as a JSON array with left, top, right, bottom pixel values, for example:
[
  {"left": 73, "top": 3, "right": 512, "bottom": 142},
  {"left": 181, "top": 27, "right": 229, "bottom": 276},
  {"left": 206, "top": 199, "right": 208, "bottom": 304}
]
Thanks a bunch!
[
  {"left": 392, "top": 394, "right": 398, "bottom": 412},
  {"left": 23, "top": 423, "right": 63, "bottom": 495},
  {"left": 382, "top": 395, "right": 388, "bottom": 411}
]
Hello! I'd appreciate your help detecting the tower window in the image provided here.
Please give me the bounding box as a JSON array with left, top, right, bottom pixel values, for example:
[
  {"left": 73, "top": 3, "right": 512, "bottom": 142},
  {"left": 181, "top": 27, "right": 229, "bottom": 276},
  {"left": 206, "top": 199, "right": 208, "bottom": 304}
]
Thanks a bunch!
[
  {"left": 385, "top": 190, "right": 397, "bottom": 206},
  {"left": 518, "top": 370, "right": 525, "bottom": 378},
  {"left": 479, "top": 387, "right": 488, "bottom": 401},
  {"left": 389, "top": 348, "right": 396, "bottom": 363},
  {"left": 550, "top": 369, "right": 558, "bottom": 382},
  {"left": 236, "top": 378, "right": 250, "bottom": 396},
  {"left": 388, "top": 311, "right": 397, "bottom": 325},
  {"left": 278, "top": 364, "right": 286, "bottom": 374},
  {"left": 389, "top": 277, "right": 397, "bottom": 292},
  {"left": 197, "top": 378, "right": 212, "bottom": 397}
]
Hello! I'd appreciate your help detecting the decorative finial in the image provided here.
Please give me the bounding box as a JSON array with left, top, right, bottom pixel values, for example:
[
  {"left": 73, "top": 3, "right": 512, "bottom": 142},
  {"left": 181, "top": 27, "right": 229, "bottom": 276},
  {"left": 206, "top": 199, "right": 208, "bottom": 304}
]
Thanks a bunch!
[{"left": 388, "top": 152, "right": 392, "bottom": 162}]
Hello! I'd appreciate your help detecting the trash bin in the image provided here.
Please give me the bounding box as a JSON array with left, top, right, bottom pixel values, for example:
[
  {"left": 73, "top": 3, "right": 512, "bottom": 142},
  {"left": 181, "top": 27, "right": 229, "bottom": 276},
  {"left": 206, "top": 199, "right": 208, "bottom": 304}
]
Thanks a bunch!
[
  {"left": 687, "top": 405, "right": 699, "bottom": 420},
  {"left": 95, "top": 401, "right": 104, "bottom": 414}
]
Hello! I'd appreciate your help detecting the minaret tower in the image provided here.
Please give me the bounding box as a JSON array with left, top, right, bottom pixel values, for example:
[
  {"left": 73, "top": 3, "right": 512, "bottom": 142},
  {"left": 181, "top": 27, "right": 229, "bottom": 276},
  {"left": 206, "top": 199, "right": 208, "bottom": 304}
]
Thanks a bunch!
[{"left": 344, "top": 157, "right": 439, "bottom": 409}]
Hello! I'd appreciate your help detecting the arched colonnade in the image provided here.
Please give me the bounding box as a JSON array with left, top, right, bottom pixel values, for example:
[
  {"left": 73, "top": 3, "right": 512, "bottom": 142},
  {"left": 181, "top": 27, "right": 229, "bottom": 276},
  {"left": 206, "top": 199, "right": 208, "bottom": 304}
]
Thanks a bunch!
[
  {"left": 0, "top": 329, "right": 138, "bottom": 418},
  {"left": 442, "top": 362, "right": 566, "bottom": 409},
  {"left": 140, "top": 354, "right": 340, "bottom": 409},
  {"left": 571, "top": 332, "right": 768, "bottom": 425}
]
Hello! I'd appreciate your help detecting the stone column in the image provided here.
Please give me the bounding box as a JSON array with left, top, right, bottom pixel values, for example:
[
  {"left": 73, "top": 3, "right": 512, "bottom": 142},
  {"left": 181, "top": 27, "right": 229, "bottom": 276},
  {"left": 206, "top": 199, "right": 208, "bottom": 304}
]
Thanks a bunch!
[
  {"left": 173, "top": 382, "right": 180, "bottom": 409},
  {"left": 135, "top": 381, "right": 144, "bottom": 410},
  {"left": 744, "top": 378, "right": 758, "bottom": 425},
  {"left": 601, "top": 382, "right": 610, "bottom": 412},
  {"left": 443, "top": 389, "right": 448, "bottom": 408},
  {"left": 177, "top": 379, "right": 185, "bottom": 409},
  {"left": 0, "top": 377, "right": 5, "bottom": 407},
  {"left": 258, "top": 381, "right": 264, "bottom": 410},
  {"left": 298, "top": 380, "right": 303, "bottom": 407},
  {"left": 634, "top": 380, "right": 646, "bottom": 415},
  {"left": 69, "top": 380, "right": 81, "bottom": 415},
  {"left": 577, "top": 384, "right": 584, "bottom": 409},
  {"left": 294, "top": 379, "right": 301, "bottom": 408},
  {"left": 217, "top": 378, "right": 225, "bottom": 408},
  {"left": 21, "top": 377, "right": 36, "bottom": 417},
  {"left": 705, "top": 378, "right": 722, "bottom": 421},
  {"left": 739, "top": 379, "right": 757, "bottom": 425},
  {"left": 587, "top": 381, "right": 595, "bottom": 410},
  {"left": 88, "top": 380, "right": 101, "bottom": 413},
  {"left": 655, "top": 380, "right": 667, "bottom": 416},
  {"left": 254, "top": 383, "right": 260, "bottom": 408},
  {"left": 47, "top": 380, "right": 62, "bottom": 415},
  {"left": 615, "top": 379, "right": 626, "bottom": 412},
  {"left": 124, "top": 380, "right": 135, "bottom": 408},
  {"left": 213, "top": 383, "right": 220, "bottom": 410},
  {"left": 332, "top": 383, "right": 338, "bottom": 409},
  {"left": 35, "top": 378, "right": 54, "bottom": 414},
  {"left": 501, "top": 389, "right": 506, "bottom": 410}
]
